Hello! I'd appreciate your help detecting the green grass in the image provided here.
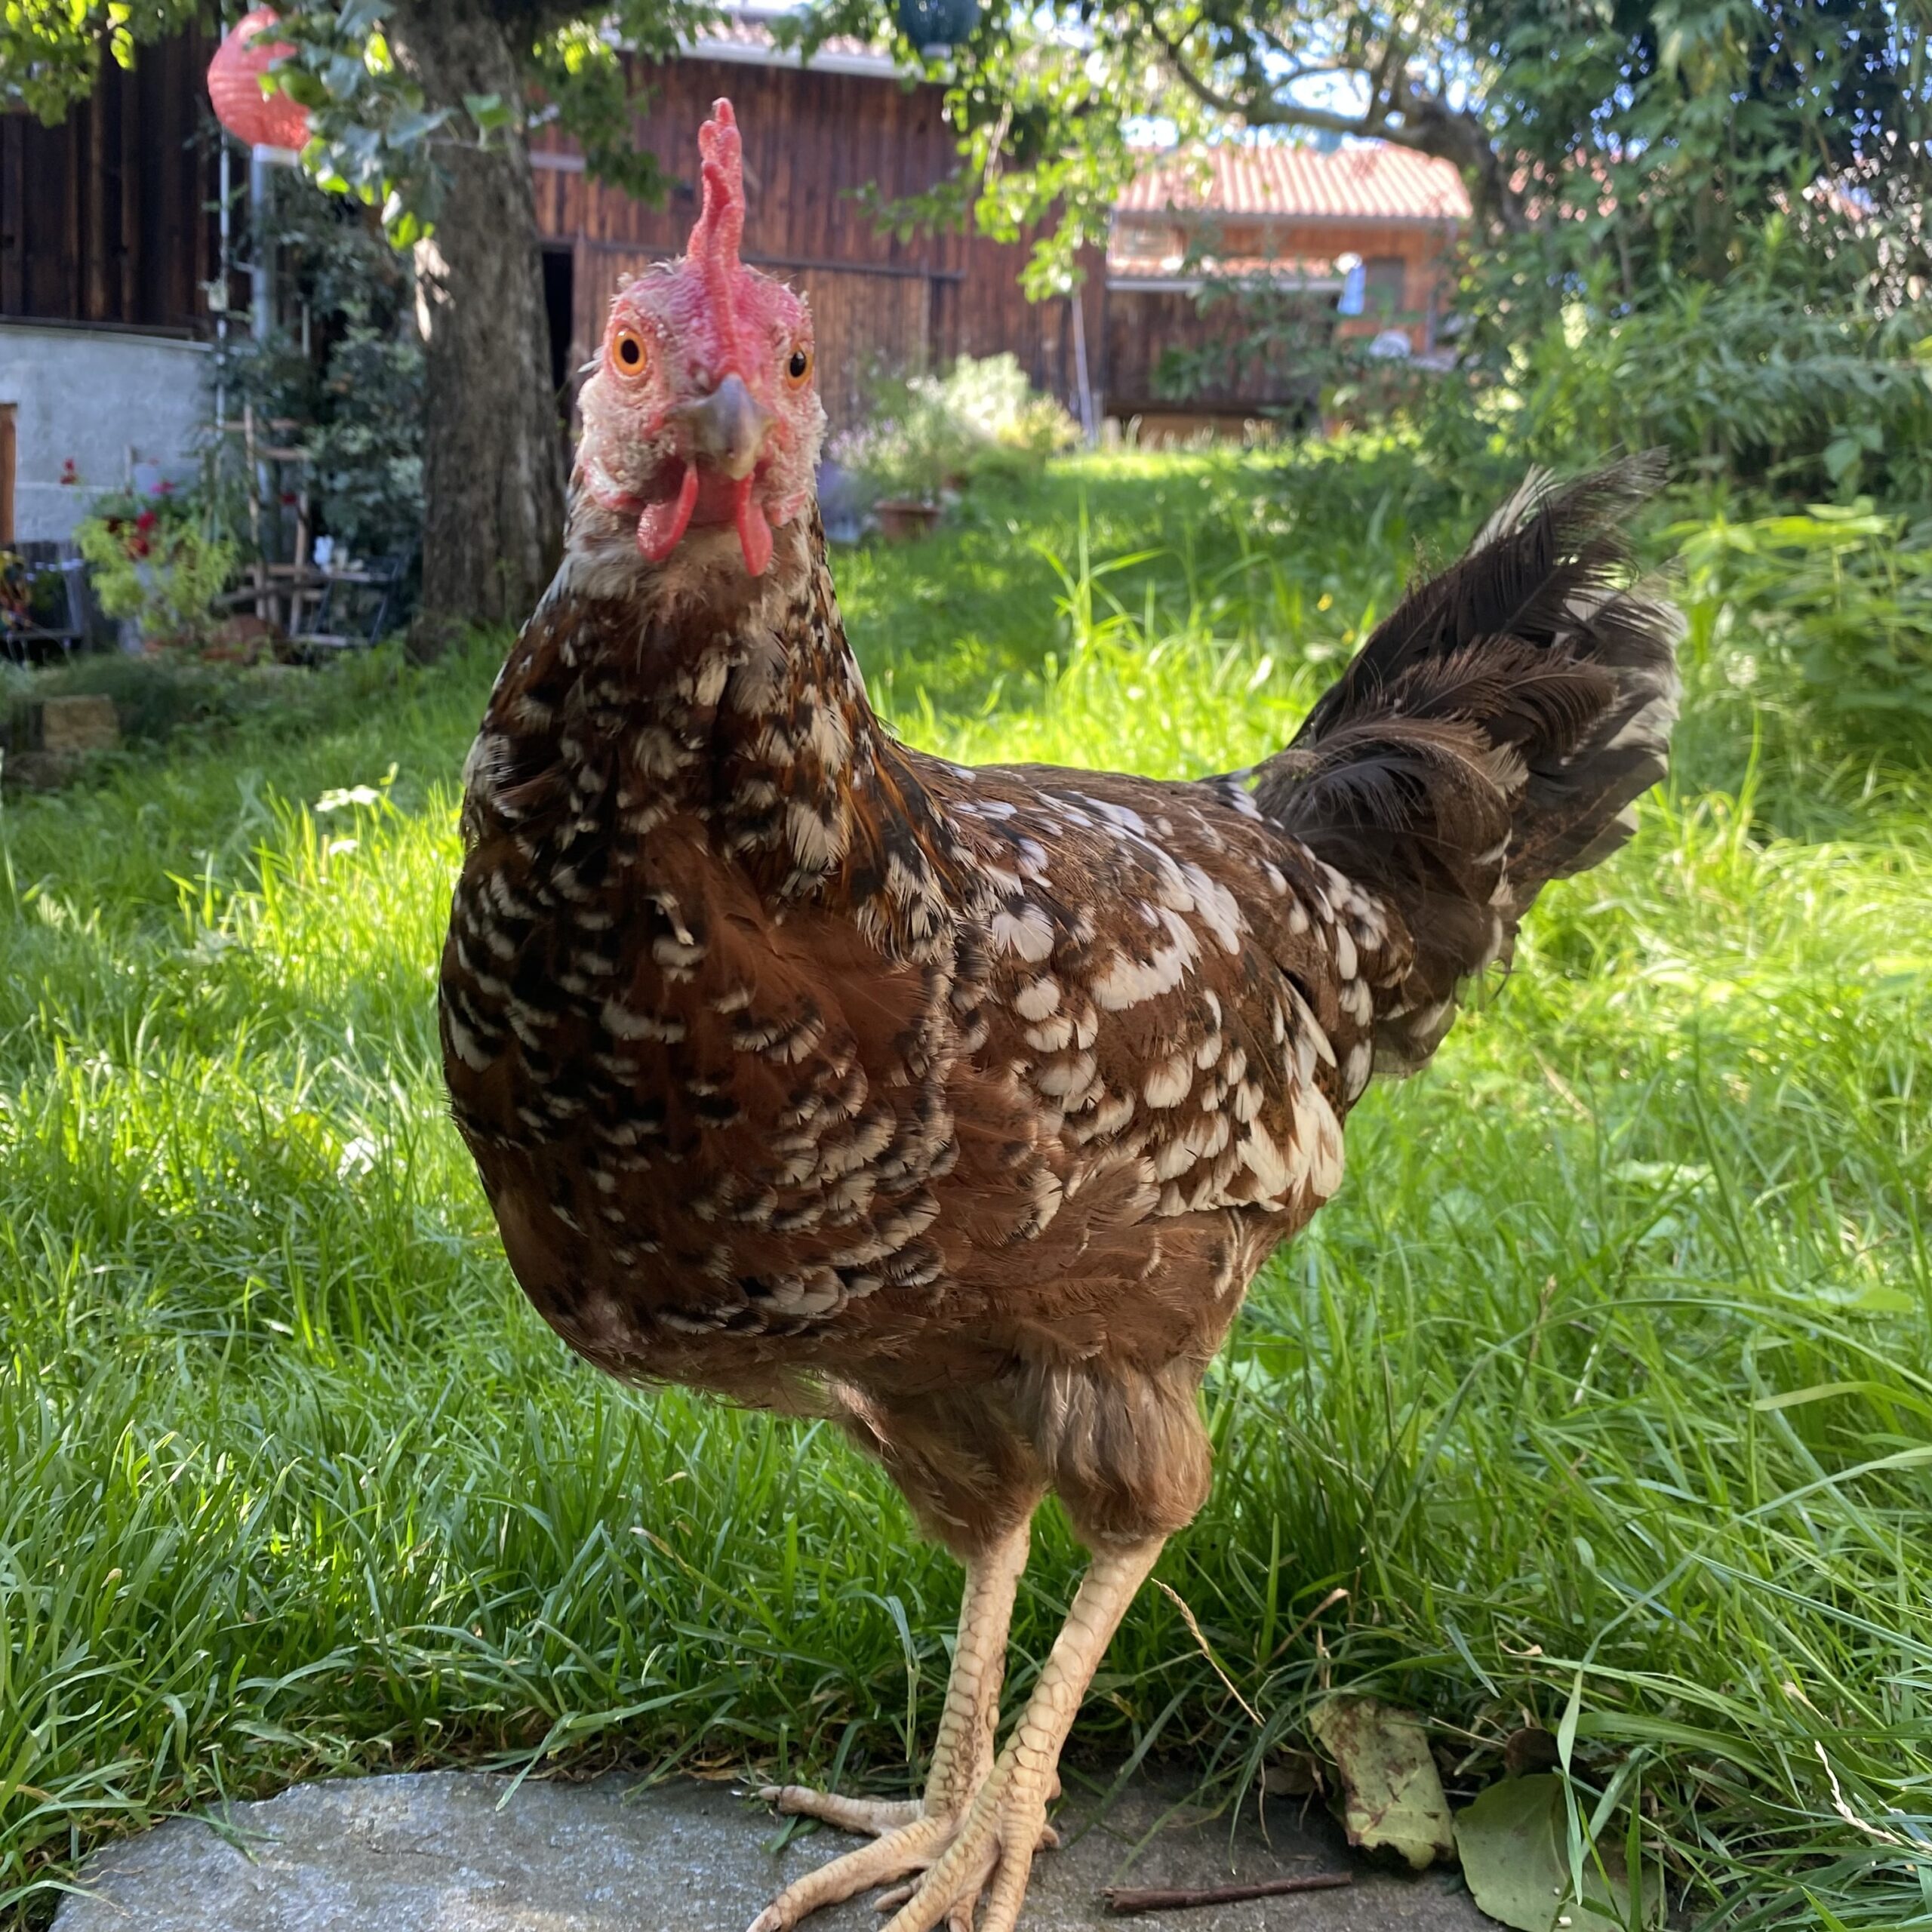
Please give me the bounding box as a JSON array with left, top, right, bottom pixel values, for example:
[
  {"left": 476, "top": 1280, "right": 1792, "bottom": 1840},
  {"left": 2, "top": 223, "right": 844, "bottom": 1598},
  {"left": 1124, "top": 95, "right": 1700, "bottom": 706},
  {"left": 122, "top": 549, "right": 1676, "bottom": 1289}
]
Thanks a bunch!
[{"left": 2, "top": 442, "right": 1930, "bottom": 1927}]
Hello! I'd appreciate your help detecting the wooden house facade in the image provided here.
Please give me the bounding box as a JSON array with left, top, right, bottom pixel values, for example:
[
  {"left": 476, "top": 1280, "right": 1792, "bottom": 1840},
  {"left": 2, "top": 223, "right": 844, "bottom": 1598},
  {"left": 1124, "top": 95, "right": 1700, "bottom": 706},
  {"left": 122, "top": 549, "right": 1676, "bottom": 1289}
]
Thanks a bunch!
[
  {"left": 528, "top": 25, "right": 1103, "bottom": 437},
  {"left": 0, "top": 26, "right": 225, "bottom": 541},
  {"left": 0, "top": 24, "right": 223, "bottom": 336}
]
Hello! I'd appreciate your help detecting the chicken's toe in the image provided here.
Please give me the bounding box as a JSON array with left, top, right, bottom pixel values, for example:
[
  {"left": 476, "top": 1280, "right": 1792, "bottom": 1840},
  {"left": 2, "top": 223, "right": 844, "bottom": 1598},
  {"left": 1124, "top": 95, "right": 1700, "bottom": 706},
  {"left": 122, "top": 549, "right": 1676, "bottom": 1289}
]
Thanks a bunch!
[
  {"left": 758, "top": 1785, "right": 924, "bottom": 1837},
  {"left": 875, "top": 1775, "right": 1048, "bottom": 1932},
  {"left": 746, "top": 1811, "right": 949, "bottom": 1932}
]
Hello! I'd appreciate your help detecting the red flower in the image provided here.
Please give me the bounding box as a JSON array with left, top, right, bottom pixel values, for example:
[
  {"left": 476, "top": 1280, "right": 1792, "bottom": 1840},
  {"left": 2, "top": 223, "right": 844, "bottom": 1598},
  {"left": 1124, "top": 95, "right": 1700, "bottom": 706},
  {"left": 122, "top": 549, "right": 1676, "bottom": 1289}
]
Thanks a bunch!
[
  {"left": 59, "top": 457, "right": 78, "bottom": 485},
  {"left": 135, "top": 509, "right": 158, "bottom": 533},
  {"left": 157, "top": 479, "right": 175, "bottom": 495}
]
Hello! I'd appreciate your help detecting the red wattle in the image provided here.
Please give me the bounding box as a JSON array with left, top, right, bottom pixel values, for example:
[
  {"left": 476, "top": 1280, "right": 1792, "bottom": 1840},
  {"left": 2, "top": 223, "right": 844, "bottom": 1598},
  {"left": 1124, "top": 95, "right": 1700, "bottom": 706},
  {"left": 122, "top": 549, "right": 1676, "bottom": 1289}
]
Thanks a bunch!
[
  {"left": 733, "top": 476, "right": 772, "bottom": 577},
  {"left": 637, "top": 462, "right": 700, "bottom": 562}
]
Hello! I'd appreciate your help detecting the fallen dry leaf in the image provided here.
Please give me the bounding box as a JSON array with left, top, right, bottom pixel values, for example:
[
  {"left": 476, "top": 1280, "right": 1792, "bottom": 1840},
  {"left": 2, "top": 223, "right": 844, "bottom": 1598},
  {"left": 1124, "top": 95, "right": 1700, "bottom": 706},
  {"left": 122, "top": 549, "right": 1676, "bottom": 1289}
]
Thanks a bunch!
[{"left": 1307, "top": 1695, "right": 1456, "bottom": 1870}]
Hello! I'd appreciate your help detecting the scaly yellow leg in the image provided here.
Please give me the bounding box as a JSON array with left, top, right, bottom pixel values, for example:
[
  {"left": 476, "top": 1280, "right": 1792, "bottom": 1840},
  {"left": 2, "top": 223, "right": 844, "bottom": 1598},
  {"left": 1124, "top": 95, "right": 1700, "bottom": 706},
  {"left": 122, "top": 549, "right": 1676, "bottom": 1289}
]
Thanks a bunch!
[
  {"left": 748, "top": 1520, "right": 1033, "bottom": 1932},
  {"left": 875, "top": 1537, "right": 1164, "bottom": 1932}
]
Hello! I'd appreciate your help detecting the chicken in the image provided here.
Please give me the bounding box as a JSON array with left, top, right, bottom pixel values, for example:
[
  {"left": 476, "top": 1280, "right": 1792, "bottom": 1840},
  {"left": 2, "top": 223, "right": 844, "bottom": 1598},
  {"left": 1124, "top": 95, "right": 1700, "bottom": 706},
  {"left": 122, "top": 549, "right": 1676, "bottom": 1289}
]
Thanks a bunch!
[{"left": 439, "top": 98, "right": 1681, "bottom": 1932}]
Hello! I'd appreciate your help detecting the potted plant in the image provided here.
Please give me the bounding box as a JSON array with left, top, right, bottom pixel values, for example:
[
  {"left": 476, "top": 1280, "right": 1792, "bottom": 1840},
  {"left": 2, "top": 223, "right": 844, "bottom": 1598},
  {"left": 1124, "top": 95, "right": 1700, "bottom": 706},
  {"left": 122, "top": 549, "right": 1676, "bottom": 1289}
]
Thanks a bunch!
[
  {"left": 835, "top": 404, "right": 961, "bottom": 540},
  {"left": 73, "top": 481, "right": 237, "bottom": 655}
]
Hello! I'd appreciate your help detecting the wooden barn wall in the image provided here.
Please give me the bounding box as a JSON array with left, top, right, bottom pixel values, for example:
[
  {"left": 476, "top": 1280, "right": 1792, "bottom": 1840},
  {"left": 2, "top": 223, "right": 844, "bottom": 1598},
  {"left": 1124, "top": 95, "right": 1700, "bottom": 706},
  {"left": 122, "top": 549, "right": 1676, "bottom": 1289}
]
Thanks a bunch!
[
  {"left": 1103, "top": 220, "right": 1455, "bottom": 419},
  {"left": 533, "top": 56, "right": 1103, "bottom": 433},
  {"left": 0, "top": 28, "right": 221, "bottom": 332},
  {"left": 1104, "top": 286, "right": 1327, "bottom": 417}
]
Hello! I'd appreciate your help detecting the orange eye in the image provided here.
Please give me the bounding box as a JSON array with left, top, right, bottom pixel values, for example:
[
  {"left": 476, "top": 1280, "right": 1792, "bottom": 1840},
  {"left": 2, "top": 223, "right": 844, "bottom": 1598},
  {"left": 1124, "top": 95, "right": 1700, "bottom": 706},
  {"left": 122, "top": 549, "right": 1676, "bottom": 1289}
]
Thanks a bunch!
[
  {"left": 785, "top": 344, "right": 813, "bottom": 388},
  {"left": 612, "top": 329, "right": 650, "bottom": 379}
]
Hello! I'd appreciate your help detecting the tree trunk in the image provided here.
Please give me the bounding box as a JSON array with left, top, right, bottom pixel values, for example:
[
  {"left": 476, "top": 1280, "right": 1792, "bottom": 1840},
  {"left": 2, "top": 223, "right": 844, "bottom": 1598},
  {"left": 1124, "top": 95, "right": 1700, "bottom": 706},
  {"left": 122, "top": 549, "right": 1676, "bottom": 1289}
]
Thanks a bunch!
[{"left": 387, "top": 0, "right": 565, "bottom": 652}]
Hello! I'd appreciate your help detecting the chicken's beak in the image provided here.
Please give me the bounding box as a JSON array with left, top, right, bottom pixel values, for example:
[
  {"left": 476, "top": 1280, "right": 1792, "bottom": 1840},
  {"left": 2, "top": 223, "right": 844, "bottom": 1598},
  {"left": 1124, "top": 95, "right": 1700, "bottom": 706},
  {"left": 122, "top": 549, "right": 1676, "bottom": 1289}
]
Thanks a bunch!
[
  {"left": 645, "top": 372, "right": 776, "bottom": 576},
  {"left": 675, "top": 374, "right": 773, "bottom": 481}
]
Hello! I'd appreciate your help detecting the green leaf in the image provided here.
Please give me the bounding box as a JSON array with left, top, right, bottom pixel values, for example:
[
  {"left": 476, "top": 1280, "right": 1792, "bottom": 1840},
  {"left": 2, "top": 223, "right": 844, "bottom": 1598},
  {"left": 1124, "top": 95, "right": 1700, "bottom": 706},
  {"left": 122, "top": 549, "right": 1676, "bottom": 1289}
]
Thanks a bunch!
[
  {"left": 463, "top": 91, "right": 515, "bottom": 134},
  {"left": 278, "top": 67, "right": 331, "bottom": 111},
  {"left": 1457, "top": 1775, "right": 1657, "bottom": 1932},
  {"left": 386, "top": 108, "right": 450, "bottom": 149},
  {"left": 1823, "top": 437, "right": 1864, "bottom": 485},
  {"left": 1307, "top": 1697, "right": 1455, "bottom": 1871}
]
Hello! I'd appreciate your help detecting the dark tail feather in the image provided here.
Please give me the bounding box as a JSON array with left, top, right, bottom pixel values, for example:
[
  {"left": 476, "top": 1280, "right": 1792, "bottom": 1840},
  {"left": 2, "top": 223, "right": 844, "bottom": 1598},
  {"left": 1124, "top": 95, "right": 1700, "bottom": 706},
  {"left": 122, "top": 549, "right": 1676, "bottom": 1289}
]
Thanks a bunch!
[{"left": 1254, "top": 457, "right": 1681, "bottom": 1072}]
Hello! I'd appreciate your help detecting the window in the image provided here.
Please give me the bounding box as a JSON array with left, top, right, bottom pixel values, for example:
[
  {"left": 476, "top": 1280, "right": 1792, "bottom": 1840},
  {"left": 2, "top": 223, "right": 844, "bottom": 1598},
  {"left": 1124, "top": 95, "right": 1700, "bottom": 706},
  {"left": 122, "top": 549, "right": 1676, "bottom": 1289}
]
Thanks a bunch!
[{"left": 1364, "top": 257, "right": 1407, "bottom": 324}]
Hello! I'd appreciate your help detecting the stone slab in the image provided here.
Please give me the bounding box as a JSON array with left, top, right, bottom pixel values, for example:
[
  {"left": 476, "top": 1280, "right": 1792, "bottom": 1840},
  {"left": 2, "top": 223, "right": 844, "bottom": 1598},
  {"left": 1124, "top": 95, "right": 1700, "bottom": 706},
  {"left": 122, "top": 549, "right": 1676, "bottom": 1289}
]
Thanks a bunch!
[
  {"left": 53, "top": 1769, "right": 1489, "bottom": 1932},
  {"left": 35, "top": 694, "right": 120, "bottom": 754}
]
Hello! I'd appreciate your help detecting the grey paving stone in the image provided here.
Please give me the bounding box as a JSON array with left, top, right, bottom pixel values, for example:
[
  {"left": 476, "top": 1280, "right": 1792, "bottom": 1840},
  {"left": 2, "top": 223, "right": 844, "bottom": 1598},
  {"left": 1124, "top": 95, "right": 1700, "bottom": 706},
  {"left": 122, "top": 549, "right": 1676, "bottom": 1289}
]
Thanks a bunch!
[{"left": 52, "top": 1767, "right": 1490, "bottom": 1932}]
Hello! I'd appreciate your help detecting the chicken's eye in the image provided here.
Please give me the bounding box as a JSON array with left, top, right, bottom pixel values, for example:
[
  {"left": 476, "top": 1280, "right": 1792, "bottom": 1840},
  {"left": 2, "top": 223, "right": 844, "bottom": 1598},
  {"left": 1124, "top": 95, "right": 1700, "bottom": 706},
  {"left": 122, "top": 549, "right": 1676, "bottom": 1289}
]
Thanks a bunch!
[
  {"left": 612, "top": 329, "right": 650, "bottom": 379},
  {"left": 785, "top": 345, "right": 812, "bottom": 388}
]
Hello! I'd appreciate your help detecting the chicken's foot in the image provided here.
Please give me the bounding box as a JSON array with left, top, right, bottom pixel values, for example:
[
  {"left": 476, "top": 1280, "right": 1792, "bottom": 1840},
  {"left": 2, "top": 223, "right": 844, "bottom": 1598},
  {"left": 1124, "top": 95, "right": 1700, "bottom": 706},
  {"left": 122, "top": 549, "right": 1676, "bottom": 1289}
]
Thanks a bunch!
[
  {"left": 875, "top": 1536, "right": 1166, "bottom": 1932},
  {"left": 749, "top": 1519, "right": 1032, "bottom": 1932}
]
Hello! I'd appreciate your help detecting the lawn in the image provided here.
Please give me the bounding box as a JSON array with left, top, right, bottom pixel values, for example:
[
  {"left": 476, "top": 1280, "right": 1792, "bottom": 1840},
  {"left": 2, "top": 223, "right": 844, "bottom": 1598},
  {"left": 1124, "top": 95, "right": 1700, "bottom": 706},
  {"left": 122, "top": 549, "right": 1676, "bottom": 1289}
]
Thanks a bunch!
[{"left": 2, "top": 441, "right": 1929, "bottom": 1928}]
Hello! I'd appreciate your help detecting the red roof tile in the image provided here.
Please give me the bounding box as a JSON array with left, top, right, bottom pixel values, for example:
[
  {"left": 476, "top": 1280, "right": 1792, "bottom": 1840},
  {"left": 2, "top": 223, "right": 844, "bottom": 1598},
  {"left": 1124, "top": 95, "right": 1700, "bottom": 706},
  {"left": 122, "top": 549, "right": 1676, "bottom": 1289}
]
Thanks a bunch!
[
  {"left": 1118, "top": 142, "right": 1471, "bottom": 224},
  {"left": 684, "top": 8, "right": 898, "bottom": 74}
]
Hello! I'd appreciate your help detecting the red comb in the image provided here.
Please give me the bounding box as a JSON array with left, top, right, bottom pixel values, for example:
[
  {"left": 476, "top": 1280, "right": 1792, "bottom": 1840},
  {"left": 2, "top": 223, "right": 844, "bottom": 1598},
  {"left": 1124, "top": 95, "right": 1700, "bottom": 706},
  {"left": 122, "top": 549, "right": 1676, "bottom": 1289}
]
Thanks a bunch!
[{"left": 688, "top": 100, "right": 746, "bottom": 371}]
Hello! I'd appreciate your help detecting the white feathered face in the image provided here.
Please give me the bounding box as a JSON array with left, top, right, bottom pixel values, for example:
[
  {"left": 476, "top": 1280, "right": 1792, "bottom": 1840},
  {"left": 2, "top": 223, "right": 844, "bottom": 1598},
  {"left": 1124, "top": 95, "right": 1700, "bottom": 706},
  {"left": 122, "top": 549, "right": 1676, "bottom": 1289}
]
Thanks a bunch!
[{"left": 571, "top": 97, "right": 824, "bottom": 580}]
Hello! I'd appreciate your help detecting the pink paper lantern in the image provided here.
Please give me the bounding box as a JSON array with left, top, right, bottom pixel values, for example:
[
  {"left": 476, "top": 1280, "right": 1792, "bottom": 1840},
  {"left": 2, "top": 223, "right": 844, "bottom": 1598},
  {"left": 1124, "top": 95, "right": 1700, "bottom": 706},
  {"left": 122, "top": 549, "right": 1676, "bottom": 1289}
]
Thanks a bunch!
[{"left": 208, "top": 8, "right": 312, "bottom": 151}]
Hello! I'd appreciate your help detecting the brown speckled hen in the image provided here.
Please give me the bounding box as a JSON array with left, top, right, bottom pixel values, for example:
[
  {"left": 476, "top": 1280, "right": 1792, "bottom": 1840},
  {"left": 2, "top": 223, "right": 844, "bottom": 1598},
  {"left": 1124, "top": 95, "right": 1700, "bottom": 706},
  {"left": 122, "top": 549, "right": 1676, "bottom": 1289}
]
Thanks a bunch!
[{"left": 440, "top": 99, "right": 1681, "bottom": 1932}]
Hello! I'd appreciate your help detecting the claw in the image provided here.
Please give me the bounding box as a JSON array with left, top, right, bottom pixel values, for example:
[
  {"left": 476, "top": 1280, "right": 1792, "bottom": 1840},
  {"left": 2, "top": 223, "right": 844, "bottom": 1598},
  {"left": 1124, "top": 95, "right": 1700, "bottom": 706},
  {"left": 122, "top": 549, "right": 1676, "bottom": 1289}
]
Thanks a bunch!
[{"left": 748, "top": 1522, "right": 1038, "bottom": 1932}]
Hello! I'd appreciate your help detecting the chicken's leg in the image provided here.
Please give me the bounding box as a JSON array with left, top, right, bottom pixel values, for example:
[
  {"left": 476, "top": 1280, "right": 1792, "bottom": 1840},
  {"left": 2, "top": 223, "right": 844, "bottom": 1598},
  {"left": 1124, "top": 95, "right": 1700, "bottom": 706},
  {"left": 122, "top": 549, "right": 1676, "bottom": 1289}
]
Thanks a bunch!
[
  {"left": 875, "top": 1536, "right": 1165, "bottom": 1932},
  {"left": 749, "top": 1518, "right": 1032, "bottom": 1930}
]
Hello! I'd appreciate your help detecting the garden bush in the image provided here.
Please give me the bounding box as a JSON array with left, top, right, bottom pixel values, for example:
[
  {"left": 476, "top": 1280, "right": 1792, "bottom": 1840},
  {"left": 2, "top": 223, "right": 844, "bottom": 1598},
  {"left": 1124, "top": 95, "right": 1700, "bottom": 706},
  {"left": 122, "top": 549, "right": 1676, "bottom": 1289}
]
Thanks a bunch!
[
  {"left": 216, "top": 168, "right": 424, "bottom": 574},
  {"left": 1503, "top": 260, "right": 1932, "bottom": 503},
  {"left": 831, "top": 353, "right": 1078, "bottom": 508},
  {"left": 1673, "top": 498, "right": 1932, "bottom": 777}
]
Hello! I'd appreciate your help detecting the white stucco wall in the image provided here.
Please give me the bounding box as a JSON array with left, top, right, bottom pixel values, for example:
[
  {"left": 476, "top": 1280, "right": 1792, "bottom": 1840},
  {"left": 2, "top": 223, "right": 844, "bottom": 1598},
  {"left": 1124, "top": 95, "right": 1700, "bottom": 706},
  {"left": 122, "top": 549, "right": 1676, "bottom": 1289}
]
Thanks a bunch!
[{"left": 0, "top": 324, "right": 211, "bottom": 541}]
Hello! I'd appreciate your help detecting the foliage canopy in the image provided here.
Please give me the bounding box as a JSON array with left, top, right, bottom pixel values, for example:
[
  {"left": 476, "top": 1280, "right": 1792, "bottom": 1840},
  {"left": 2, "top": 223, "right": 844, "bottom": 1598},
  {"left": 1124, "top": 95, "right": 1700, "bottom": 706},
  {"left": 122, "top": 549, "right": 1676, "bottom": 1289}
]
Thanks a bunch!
[
  {"left": 806, "top": 0, "right": 1929, "bottom": 303},
  {"left": 6, "top": 2, "right": 1922, "bottom": 315}
]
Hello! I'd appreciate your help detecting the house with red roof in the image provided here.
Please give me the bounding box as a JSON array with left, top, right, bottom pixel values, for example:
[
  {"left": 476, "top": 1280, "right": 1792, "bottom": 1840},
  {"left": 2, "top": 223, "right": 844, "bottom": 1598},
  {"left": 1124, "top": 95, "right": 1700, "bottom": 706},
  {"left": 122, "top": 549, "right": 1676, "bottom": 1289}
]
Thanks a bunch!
[{"left": 1106, "top": 141, "right": 1470, "bottom": 436}]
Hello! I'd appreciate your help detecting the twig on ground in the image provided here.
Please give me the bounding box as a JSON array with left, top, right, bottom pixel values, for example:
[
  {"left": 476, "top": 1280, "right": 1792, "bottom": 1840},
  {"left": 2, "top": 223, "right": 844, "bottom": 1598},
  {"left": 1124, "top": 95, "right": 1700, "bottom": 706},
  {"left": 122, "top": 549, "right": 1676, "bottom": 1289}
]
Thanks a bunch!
[{"left": 1100, "top": 1871, "right": 1354, "bottom": 1914}]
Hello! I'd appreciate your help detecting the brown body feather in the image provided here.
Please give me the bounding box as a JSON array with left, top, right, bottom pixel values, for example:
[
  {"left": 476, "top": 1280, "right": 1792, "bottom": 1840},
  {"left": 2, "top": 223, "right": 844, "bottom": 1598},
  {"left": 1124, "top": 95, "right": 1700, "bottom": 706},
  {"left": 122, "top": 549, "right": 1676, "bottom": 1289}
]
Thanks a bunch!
[{"left": 441, "top": 468, "right": 1679, "bottom": 1557}]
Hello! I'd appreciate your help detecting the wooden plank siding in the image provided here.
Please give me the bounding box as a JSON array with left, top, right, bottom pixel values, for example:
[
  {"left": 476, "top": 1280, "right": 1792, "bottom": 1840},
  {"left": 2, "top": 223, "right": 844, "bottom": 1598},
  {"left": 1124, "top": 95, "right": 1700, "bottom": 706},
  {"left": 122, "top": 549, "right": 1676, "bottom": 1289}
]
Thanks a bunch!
[
  {"left": 1104, "top": 217, "right": 1457, "bottom": 422},
  {"left": 533, "top": 54, "right": 1104, "bottom": 435},
  {"left": 1103, "top": 285, "right": 1325, "bottom": 419},
  {"left": 0, "top": 26, "right": 222, "bottom": 334}
]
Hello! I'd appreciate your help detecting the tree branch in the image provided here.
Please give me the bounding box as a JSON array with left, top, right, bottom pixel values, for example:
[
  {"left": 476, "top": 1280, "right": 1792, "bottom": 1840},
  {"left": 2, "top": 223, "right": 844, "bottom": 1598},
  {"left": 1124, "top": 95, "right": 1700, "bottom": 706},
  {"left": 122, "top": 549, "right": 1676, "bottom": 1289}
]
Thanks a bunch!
[
  {"left": 1157, "top": 33, "right": 1363, "bottom": 134},
  {"left": 1364, "top": 26, "right": 1404, "bottom": 131},
  {"left": 1153, "top": 26, "right": 1527, "bottom": 234}
]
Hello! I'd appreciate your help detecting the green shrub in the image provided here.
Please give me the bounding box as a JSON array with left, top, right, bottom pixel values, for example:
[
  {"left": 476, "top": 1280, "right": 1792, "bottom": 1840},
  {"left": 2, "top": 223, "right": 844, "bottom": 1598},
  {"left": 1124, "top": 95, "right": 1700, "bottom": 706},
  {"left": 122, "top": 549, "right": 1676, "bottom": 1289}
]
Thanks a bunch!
[
  {"left": 215, "top": 168, "right": 424, "bottom": 574},
  {"left": 28, "top": 654, "right": 278, "bottom": 744},
  {"left": 1512, "top": 288, "right": 1932, "bottom": 501},
  {"left": 832, "top": 354, "right": 1078, "bottom": 506},
  {"left": 1677, "top": 500, "right": 1932, "bottom": 762}
]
